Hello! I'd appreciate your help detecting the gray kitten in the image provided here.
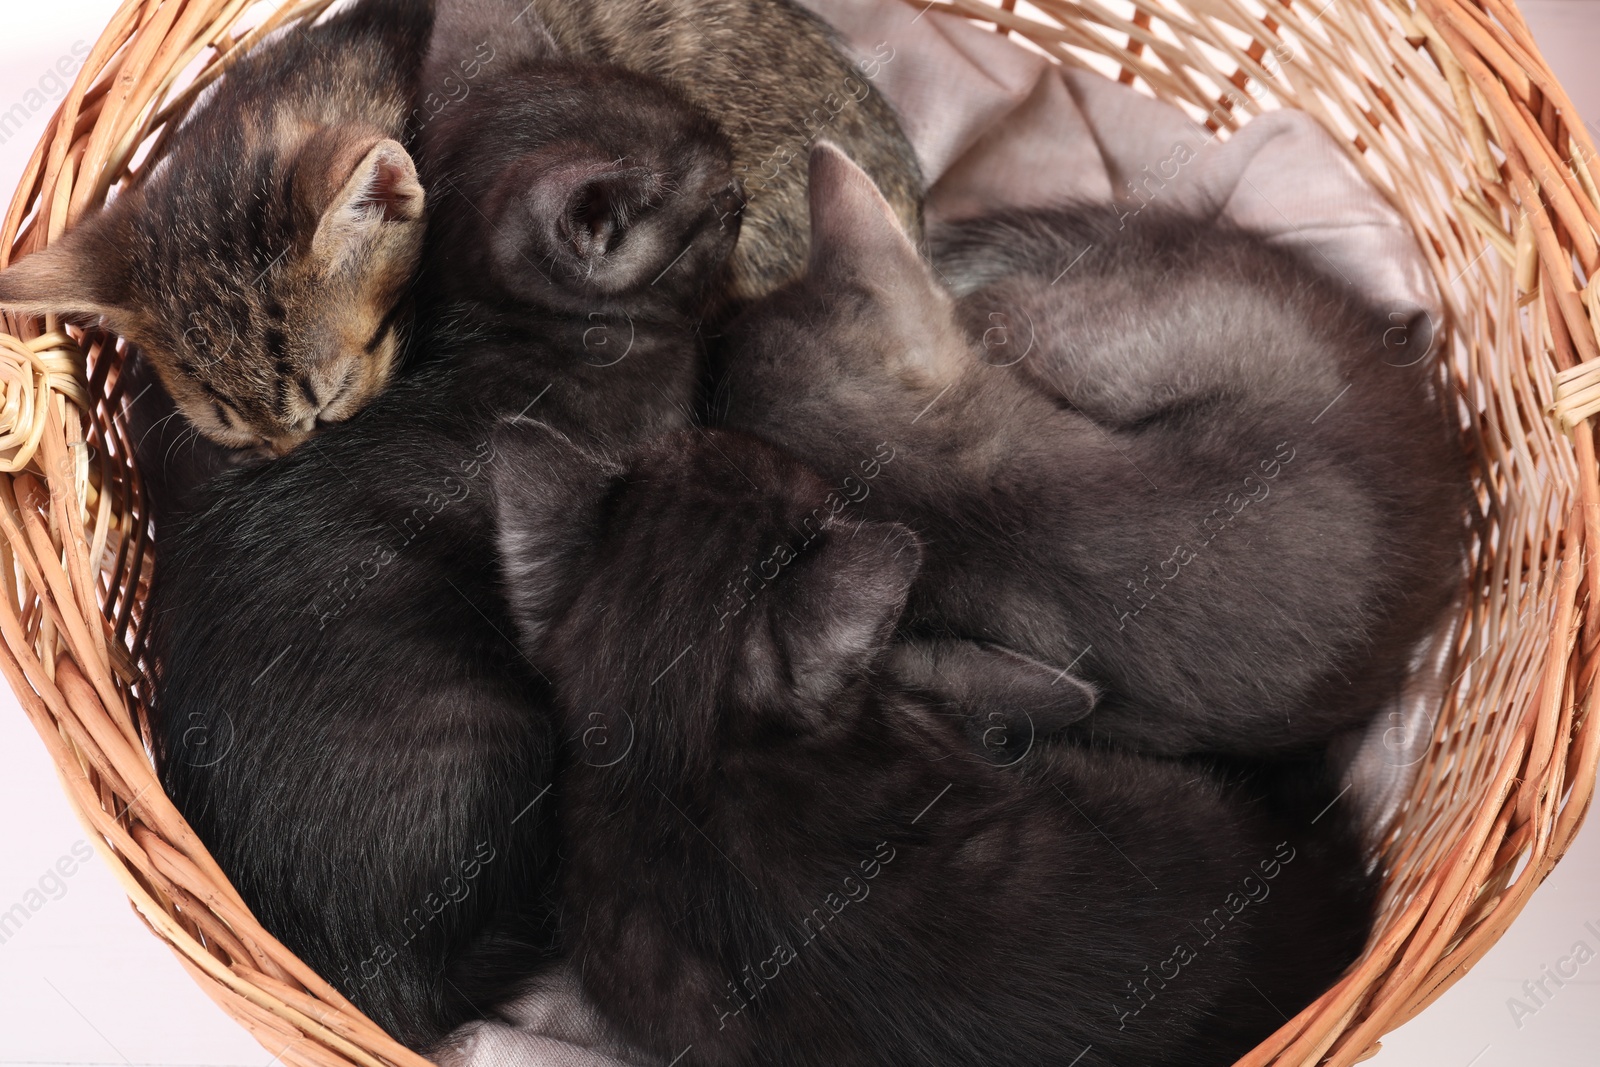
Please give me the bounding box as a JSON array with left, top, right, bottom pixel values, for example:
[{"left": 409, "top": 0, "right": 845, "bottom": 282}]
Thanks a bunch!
[
  {"left": 490, "top": 422, "right": 1374, "bottom": 1067},
  {"left": 717, "top": 144, "right": 1469, "bottom": 757}
]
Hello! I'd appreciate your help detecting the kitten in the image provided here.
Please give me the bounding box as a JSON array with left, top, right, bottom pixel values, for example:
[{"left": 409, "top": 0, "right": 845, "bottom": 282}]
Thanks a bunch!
[
  {"left": 424, "top": 0, "right": 923, "bottom": 304},
  {"left": 147, "top": 58, "right": 739, "bottom": 1049},
  {"left": 716, "top": 144, "right": 1469, "bottom": 758},
  {"left": 0, "top": 0, "right": 434, "bottom": 453},
  {"left": 492, "top": 422, "right": 1375, "bottom": 1067}
]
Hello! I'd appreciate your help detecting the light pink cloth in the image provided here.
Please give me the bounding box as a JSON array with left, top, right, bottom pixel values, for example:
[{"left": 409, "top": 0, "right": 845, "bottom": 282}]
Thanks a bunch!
[{"left": 440, "top": 4, "right": 1443, "bottom": 1062}]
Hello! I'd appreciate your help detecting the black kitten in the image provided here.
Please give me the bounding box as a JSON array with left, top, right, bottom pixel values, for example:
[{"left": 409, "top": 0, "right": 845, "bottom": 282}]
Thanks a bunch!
[
  {"left": 493, "top": 424, "right": 1375, "bottom": 1067},
  {"left": 147, "top": 55, "right": 739, "bottom": 1048},
  {"left": 717, "top": 144, "right": 1469, "bottom": 757}
]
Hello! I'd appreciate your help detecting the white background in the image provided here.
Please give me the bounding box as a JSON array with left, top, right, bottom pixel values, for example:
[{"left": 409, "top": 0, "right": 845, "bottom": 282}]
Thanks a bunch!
[{"left": 2, "top": 1, "right": 1599, "bottom": 1063}]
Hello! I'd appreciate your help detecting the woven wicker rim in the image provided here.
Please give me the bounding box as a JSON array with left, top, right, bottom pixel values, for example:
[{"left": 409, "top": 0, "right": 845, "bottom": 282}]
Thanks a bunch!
[{"left": 0, "top": 1, "right": 1594, "bottom": 1064}]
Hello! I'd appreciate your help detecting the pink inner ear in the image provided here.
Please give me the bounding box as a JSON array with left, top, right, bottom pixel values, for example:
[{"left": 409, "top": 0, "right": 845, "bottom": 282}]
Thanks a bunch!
[
  {"left": 361, "top": 157, "right": 420, "bottom": 223},
  {"left": 807, "top": 142, "right": 917, "bottom": 268}
]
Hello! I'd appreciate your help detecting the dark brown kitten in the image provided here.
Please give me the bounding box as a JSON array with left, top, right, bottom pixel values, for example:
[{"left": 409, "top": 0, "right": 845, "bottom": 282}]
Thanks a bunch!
[
  {"left": 148, "top": 54, "right": 740, "bottom": 1049},
  {"left": 0, "top": 0, "right": 432, "bottom": 453}
]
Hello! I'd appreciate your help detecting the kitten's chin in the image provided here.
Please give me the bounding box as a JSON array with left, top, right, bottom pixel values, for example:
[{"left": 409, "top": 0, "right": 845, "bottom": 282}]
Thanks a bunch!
[
  {"left": 260, "top": 432, "right": 312, "bottom": 458},
  {"left": 201, "top": 424, "right": 298, "bottom": 457},
  {"left": 189, "top": 407, "right": 328, "bottom": 458}
]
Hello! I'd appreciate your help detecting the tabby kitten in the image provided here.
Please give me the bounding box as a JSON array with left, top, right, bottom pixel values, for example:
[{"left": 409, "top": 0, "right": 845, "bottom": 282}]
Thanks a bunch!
[
  {"left": 148, "top": 53, "right": 739, "bottom": 1048},
  {"left": 717, "top": 144, "right": 1468, "bottom": 757},
  {"left": 0, "top": 0, "right": 434, "bottom": 453},
  {"left": 493, "top": 422, "right": 1375, "bottom": 1067}
]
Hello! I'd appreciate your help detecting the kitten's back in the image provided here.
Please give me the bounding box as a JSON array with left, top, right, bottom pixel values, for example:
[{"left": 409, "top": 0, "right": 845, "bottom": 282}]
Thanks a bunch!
[
  {"left": 934, "top": 206, "right": 1470, "bottom": 744},
  {"left": 933, "top": 207, "right": 1420, "bottom": 425}
]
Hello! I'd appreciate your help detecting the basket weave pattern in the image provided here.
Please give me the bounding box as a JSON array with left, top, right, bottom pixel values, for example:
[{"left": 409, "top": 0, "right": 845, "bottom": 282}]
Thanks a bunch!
[{"left": 0, "top": 1, "right": 1594, "bottom": 1064}]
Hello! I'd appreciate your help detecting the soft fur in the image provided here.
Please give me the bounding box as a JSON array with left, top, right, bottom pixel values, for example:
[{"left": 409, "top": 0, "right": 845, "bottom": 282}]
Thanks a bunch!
[
  {"left": 147, "top": 52, "right": 739, "bottom": 1048},
  {"left": 717, "top": 144, "right": 1470, "bottom": 757},
  {"left": 493, "top": 424, "right": 1376, "bottom": 1067}
]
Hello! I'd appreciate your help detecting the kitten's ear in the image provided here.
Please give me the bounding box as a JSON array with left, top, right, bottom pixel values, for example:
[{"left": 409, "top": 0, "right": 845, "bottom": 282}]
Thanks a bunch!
[
  {"left": 496, "top": 149, "right": 739, "bottom": 306},
  {"left": 307, "top": 136, "right": 425, "bottom": 275},
  {"left": 806, "top": 142, "right": 962, "bottom": 385},
  {"left": 0, "top": 213, "right": 140, "bottom": 330},
  {"left": 524, "top": 160, "right": 667, "bottom": 275},
  {"left": 761, "top": 521, "right": 921, "bottom": 718},
  {"left": 806, "top": 141, "right": 923, "bottom": 283},
  {"left": 492, "top": 418, "right": 623, "bottom": 652},
  {"left": 889, "top": 639, "right": 1098, "bottom": 762}
]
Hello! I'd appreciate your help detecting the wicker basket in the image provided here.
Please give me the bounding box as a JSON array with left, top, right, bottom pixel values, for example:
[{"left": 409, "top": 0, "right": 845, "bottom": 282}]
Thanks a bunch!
[{"left": 0, "top": 0, "right": 1593, "bottom": 1063}]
